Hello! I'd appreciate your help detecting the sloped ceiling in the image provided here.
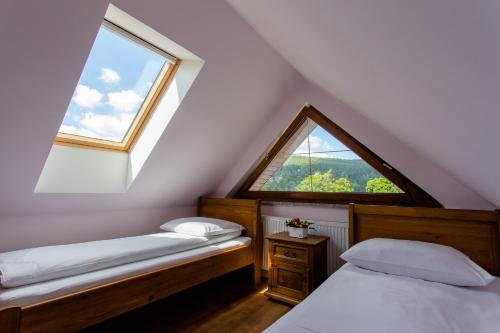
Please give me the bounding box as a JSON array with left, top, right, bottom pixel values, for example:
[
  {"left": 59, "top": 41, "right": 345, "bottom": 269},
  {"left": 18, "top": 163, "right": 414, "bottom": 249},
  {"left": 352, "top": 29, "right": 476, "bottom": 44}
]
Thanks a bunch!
[
  {"left": 1, "top": 0, "right": 497, "bottom": 220},
  {"left": 0, "top": 0, "right": 299, "bottom": 215},
  {"left": 227, "top": 0, "right": 500, "bottom": 208}
]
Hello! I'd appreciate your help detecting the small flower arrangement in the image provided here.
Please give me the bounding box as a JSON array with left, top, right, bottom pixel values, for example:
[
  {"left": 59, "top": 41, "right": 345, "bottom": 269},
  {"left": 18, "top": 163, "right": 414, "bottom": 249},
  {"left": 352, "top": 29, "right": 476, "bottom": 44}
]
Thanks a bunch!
[{"left": 285, "top": 218, "right": 315, "bottom": 229}]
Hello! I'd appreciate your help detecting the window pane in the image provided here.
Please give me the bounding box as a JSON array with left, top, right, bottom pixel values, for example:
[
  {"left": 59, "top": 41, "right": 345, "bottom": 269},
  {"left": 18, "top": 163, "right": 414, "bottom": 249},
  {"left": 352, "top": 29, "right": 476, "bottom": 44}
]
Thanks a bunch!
[
  {"left": 59, "top": 25, "right": 168, "bottom": 142},
  {"left": 255, "top": 117, "right": 403, "bottom": 193},
  {"left": 261, "top": 156, "right": 311, "bottom": 192}
]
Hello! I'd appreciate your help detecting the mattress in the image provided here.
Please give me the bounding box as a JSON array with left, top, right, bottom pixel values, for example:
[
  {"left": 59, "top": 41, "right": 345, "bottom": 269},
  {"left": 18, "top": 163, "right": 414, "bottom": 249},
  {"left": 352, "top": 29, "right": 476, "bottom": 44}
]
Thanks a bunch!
[
  {"left": 0, "top": 231, "right": 241, "bottom": 288},
  {"left": 0, "top": 237, "right": 250, "bottom": 306},
  {"left": 264, "top": 263, "right": 500, "bottom": 333}
]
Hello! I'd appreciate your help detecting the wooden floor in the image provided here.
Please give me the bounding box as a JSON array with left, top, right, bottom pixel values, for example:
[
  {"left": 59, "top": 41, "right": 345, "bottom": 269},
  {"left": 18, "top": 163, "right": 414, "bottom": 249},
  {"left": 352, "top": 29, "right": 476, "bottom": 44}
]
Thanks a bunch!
[{"left": 81, "top": 269, "right": 291, "bottom": 333}]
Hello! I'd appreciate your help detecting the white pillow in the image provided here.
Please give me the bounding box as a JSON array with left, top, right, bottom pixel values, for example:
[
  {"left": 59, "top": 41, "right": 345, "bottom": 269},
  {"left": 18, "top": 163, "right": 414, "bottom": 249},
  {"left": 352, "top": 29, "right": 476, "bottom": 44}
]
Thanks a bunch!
[
  {"left": 340, "top": 238, "right": 494, "bottom": 287},
  {"left": 160, "top": 217, "right": 244, "bottom": 237}
]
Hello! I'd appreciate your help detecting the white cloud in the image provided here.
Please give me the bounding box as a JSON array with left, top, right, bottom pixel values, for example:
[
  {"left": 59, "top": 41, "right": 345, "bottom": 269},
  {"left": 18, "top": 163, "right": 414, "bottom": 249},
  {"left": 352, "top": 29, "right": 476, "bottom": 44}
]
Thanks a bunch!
[
  {"left": 60, "top": 124, "right": 103, "bottom": 140},
  {"left": 292, "top": 135, "right": 360, "bottom": 159},
  {"left": 60, "top": 112, "right": 135, "bottom": 142},
  {"left": 99, "top": 68, "right": 121, "bottom": 84},
  {"left": 295, "top": 135, "right": 333, "bottom": 154},
  {"left": 72, "top": 84, "right": 103, "bottom": 108},
  {"left": 107, "top": 90, "right": 143, "bottom": 113},
  {"left": 310, "top": 135, "right": 333, "bottom": 152}
]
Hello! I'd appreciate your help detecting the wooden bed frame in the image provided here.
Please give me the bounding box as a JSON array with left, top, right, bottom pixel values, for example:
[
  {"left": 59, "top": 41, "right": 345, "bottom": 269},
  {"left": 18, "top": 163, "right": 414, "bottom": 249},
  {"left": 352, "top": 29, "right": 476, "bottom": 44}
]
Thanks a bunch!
[
  {"left": 0, "top": 197, "right": 262, "bottom": 333},
  {"left": 349, "top": 204, "right": 500, "bottom": 275}
]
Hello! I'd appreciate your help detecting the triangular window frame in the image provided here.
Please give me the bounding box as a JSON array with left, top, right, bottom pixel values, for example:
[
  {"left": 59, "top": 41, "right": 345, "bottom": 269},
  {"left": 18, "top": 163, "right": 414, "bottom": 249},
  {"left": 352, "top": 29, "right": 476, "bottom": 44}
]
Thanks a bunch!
[{"left": 234, "top": 105, "right": 441, "bottom": 207}]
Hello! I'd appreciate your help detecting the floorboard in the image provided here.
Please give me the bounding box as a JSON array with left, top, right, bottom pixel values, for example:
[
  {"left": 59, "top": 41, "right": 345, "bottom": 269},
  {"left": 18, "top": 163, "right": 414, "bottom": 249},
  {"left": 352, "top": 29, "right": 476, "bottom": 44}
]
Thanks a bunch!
[{"left": 80, "top": 269, "right": 291, "bottom": 333}]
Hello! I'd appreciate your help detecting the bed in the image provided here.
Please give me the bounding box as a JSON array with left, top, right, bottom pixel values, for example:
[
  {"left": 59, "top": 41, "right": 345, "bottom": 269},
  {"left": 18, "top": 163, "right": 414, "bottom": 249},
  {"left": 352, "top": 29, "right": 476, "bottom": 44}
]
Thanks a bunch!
[
  {"left": 264, "top": 204, "right": 500, "bottom": 333},
  {"left": 0, "top": 197, "right": 262, "bottom": 333}
]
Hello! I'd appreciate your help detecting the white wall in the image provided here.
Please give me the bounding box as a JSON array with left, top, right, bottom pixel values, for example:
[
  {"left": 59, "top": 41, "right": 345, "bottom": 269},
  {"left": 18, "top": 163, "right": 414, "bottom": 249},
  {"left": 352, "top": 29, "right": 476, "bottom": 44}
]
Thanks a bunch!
[
  {"left": 0, "top": 0, "right": 298, "bottom": 215},
  {"left": 0, "top": 206, "right": 195, "bottom": 252},
  {"left": 35, "top": 145, "right": 128, "bottom": 193},
  {"left": 228, "top": 0, "right": 500, "bottom": 208},
  {"left": 0, "top": 0, "right": 298, "bottom": 251},
  {"left": 216, "top": 80, "right": 494, "bottom": 210}
]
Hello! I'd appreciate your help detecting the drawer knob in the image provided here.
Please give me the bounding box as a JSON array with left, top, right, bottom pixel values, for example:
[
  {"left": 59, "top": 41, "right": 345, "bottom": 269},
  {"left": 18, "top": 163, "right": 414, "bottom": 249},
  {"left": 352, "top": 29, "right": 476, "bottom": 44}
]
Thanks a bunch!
[{"left": 284, "top": 250, "right": 297, "bottom": 258}]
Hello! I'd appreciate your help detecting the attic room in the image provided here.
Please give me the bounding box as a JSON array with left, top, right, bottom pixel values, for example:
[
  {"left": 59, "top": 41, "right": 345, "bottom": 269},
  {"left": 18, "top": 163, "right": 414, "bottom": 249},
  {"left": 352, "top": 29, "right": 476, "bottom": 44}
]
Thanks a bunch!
[{"left": 1, "top": 0, "right": 499, "bottom": 332}]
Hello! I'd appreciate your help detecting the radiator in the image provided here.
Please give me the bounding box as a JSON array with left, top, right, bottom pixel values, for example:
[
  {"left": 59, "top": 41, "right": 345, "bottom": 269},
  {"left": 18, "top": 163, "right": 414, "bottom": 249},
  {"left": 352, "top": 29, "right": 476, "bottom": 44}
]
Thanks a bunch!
[{"left": 262, "top": 215, "right": 349, "bottom": 275}]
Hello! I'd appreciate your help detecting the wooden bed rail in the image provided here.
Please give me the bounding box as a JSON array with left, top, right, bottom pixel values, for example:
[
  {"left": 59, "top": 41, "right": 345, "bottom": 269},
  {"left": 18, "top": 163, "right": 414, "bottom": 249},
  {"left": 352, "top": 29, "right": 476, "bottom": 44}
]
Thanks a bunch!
[{"left": 0, "top": 306, "right": 21, "bottom": 333}]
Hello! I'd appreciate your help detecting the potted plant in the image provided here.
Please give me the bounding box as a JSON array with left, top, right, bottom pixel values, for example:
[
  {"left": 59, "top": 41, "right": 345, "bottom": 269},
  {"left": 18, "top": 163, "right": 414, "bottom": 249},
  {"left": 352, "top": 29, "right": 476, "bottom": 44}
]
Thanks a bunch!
[{"left": 286, "top": 218, "right": 315, "bottom": 239}]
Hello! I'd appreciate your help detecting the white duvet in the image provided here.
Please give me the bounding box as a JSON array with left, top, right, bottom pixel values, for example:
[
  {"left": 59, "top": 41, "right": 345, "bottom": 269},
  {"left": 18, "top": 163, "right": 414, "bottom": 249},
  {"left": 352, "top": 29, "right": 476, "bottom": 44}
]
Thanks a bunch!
[
  {"left": 265, "top": 263, "right": 500, "bottom": 333},
  {"left": 0, "top": 237, "right": 250, "bottom": 306},
  {"left": 0, "top": 231, "right": 240, "bottom": 288}
]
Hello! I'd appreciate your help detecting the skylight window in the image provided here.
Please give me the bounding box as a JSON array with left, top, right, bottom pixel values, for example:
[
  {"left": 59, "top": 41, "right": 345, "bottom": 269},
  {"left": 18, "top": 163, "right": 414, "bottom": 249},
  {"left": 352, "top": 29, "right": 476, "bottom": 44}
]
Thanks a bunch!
[
  {"left": 36, "top": 4, "right": 204, "bottom": 194},
  {"left": 56, "top": 20, "right": 178, "bottom": 151}
]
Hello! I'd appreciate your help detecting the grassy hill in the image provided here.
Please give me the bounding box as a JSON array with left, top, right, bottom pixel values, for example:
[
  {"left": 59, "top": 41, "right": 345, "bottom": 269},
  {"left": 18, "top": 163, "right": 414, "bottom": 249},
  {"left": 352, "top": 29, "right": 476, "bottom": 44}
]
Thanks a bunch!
[{"left": 261, "top": 155, "right": 384, "bottom": 192}]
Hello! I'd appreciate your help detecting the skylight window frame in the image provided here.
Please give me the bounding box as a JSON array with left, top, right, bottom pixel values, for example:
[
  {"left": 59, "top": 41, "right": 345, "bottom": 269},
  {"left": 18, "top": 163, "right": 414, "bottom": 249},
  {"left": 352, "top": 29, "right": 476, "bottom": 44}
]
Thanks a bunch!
[
  {"left": 234, "top": 105, "right": 442, "bottom": 207},
  {"left": 54, "top": 20, "right": 180, "bottom": 152}
]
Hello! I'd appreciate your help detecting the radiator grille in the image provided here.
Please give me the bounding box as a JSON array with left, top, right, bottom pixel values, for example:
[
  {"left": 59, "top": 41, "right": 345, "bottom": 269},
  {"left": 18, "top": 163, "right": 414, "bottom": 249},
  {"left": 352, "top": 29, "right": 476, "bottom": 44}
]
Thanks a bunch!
[{"left": 262, "top": 215, "right": 349, "bottom": 275}]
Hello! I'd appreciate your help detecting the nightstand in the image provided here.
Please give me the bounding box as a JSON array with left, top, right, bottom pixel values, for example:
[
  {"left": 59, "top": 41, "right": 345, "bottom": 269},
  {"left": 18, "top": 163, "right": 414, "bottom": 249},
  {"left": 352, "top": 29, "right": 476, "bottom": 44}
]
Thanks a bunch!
[{"left": 265, "top": 231, "right": 329, "bottom": 305}]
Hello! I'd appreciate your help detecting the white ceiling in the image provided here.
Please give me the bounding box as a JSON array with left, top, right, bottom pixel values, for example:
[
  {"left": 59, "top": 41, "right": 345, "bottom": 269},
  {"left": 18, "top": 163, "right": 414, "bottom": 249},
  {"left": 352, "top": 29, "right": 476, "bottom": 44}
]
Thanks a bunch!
[
  {"left": 228, "top": 0, "right": 500, "bottom": 207},
  {"left": 1, "top": 0, "right": 498, "bottom": 219},
  {"left": 0, "top": 0, "right": 299, "bottom": 215}
]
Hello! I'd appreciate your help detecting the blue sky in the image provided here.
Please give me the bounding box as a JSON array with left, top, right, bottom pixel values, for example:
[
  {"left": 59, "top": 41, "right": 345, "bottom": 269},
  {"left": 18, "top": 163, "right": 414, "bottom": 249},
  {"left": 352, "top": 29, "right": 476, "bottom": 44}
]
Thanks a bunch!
[
  {"left": 294, "top": 124, "right": 360, "bottom": 160},
  {"left": 60, "top": 25, "right": 166, "bottom": 142}
]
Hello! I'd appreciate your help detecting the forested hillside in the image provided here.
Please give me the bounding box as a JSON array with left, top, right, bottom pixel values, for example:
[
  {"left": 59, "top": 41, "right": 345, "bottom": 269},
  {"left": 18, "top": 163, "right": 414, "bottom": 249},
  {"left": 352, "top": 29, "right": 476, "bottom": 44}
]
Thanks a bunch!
[{"left": 261, "top": 155, "right": 402, "bottom": 193}]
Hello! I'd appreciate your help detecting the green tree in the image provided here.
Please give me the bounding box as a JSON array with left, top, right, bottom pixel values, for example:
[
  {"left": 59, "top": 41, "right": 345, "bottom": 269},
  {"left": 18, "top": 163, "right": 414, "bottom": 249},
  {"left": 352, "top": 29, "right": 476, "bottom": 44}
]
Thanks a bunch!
[
  {"left": 365, "top": 177, "right": 403, "bottom": 193},
  {"left": 261, "top": 155, "right": 383, "bottom": 192},
  {"left": 296, "top": 170, "right": 354, "bottom": 192},
  {"left": 329, "top": 177, "right": 354, "bottom": 192}
]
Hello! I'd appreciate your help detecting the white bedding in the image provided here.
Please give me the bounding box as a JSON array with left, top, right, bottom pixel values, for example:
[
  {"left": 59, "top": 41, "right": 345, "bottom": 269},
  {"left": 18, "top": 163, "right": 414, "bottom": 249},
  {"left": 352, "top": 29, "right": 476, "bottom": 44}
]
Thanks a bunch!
[
  {"left": 264, "top": 263, "right": 500, "bottom": 333},
  {"left": 0, "top": 237, "right": 250, "bottom": 306},
  {"left": 0, "top": 231, "right": 241, "bottom": 288}
]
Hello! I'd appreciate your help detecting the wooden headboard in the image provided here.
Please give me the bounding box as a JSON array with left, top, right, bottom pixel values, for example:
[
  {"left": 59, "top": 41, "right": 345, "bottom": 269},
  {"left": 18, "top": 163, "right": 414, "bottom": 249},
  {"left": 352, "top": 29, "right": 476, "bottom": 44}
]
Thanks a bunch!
[
  {"left": 349, "top": 204, "right": 500, "bottom": 275},
  {"left": 198, "top": 197, "right": 261, "bottom": 238},
  {"left": 198, "top": 197, "right": 262, "bottom": 282}
]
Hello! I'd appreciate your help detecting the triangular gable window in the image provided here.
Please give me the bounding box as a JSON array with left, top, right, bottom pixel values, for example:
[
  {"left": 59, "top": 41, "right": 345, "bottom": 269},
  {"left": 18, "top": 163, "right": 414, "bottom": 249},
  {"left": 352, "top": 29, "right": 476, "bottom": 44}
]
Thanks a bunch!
[
  {"left": 235, "top": 105, "right": 441, "bottom": 207},
  {"left": 253, "top": 118, "right": 403, "bottom": 193}
]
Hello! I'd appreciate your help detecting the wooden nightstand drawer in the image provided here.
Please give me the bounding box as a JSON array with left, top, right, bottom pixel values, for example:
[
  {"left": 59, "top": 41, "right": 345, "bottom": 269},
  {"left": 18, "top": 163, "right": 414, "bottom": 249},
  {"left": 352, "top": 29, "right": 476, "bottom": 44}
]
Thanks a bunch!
[
  {"left": 272, "top": 244, "right": 308, "bottom": 264},
  {"left": 265, "top": 232, "right": 329, "bottom": 305},
  {"left": 267, "top": 263, "right": 309, "bottom": 304}
]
